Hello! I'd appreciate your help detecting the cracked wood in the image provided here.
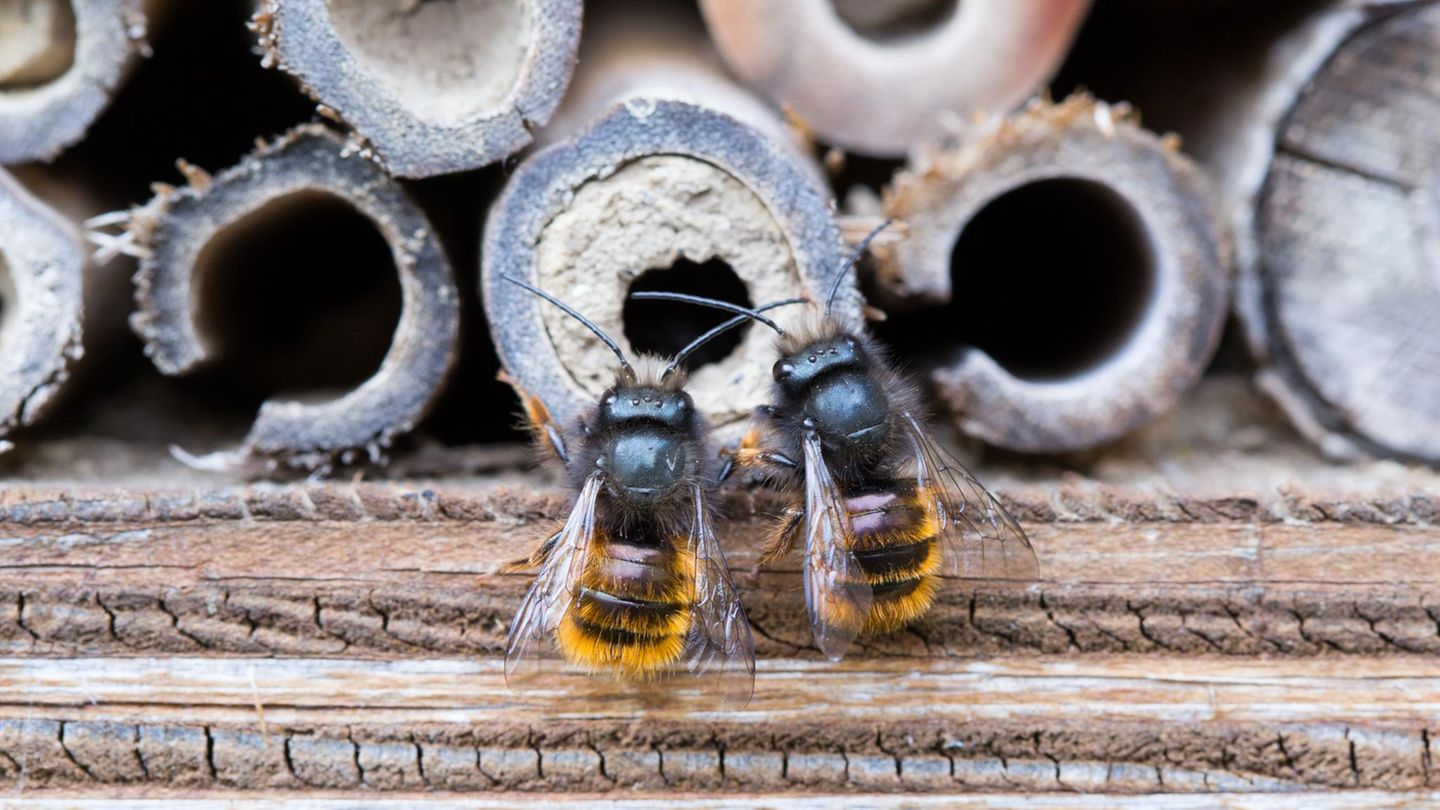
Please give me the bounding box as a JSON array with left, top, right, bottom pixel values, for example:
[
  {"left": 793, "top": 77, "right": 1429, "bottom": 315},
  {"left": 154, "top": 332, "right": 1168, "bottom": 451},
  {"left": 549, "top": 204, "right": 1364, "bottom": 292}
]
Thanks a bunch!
[
  {"left": 0, "top": 480, "right": 1438, "bottom": 660},
  {"left": 0, "top": 657, "right": 1434, "bottom": 794}
]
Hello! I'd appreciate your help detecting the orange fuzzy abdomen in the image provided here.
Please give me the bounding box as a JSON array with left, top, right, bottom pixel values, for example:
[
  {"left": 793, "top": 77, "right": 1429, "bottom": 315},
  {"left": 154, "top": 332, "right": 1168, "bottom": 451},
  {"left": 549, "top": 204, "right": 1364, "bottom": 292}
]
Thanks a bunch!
[
  {"left": 845, "top": 483, "right": 943, "bottom": 633},
  {"left": 556, "top": 533, "right": 695, "bottom": 680}
]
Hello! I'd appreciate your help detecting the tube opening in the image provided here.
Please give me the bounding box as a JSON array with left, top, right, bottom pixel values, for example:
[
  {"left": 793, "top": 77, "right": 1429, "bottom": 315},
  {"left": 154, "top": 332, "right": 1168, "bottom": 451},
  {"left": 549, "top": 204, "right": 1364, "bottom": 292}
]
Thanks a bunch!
[
  {"left": 623, "top": 258, "right": 754, "bottom": 373},
  {"left": 831, "top": 0, "right": 958, "bottom": 42},
  {"left": 878, "top": 178, "right": 1156, "bottom": 381},
  {"left": 0, "top": 0, "right": 78, "bottom": 89},
  {"left": 191, "top": 191, "right": 402, "bottom": 406},
  {"left": 328, "top": 0, "right": 533, "bottom": 124}
]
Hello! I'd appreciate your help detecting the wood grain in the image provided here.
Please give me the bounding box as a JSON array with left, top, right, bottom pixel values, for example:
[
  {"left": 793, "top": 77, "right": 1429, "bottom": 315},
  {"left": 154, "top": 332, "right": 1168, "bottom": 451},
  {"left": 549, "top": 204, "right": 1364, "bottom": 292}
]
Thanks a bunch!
[
  {"left": 0, "top": 479, "right": 1437, "bottom": 661},
  {"left": 1249, "top": 1, "right": 1440, "bottom": 464},
  {"left": 0, "top": 479, "right": 1435, "bottom": 795},
  {"left": 0, "top": 656, "right": 1434, "bottom": 794}
]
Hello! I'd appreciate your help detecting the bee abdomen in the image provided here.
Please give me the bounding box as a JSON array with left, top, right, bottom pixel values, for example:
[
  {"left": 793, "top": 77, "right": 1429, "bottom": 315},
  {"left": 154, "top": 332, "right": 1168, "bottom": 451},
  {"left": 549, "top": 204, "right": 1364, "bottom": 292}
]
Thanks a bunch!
[
  {"left": 558, "top": 539, "right": 695, "bottom": 679},
  {"left": 847, "top": 485, "right": 942, "bottom": 633}
]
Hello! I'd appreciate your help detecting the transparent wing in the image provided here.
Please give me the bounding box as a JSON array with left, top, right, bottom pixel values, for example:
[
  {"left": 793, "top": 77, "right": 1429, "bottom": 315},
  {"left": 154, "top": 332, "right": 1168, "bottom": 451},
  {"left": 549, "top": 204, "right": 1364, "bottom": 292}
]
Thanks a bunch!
[
  {"left": 504, "top": 472, "right": 604, "bottom": 691},
  {"left": 801, "top": 431, "right": 873, "bottom": 661},
  {"left": 683, "top": 485, "right": 756, "bottom": 706},
  {"left": 901, "top": 413, "right": 1038, "bottom": 580}
]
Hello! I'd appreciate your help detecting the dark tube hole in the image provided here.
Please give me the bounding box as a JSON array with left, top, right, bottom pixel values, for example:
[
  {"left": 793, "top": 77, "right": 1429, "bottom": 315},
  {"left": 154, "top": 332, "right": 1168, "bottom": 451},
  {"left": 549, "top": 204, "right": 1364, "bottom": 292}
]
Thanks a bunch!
[
  {"left": 831, "top": 0, "right": 958, "bottom": 42},
  {"left": 623, "top": 258, "right": 753, "bottom": 373},
  {"left": 191, "top": 191, "right": 402, "bottom": 407},
  {"left": 875, "top": 178, "right": 1155, "bottom": 381}
]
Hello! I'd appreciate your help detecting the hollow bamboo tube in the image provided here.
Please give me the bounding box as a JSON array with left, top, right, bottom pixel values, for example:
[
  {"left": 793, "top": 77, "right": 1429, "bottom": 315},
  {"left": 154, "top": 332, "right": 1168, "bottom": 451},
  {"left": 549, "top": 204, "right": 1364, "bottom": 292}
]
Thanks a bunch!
[
  {"left": 0, "top": 169, "right": 86, "bottom": 454},
  {"left": 252, "top": 0, "right": 581, "bottom": 179},
  {"left": 481, "top": 3, "right": 851, "bottom": 440},
  {"left": 126, "top": 125, "right": 460, "bottom": 471},
  {"left": 875, "top": 96, "right": 1230, "bottom": 454},
  {"left": 0, "top": 0, "right": 152, "bottom": 164},
  {"left": 697, "top": 0, "right": 1092, "bottom": 157},
  {"left": 1242, "top": 2, "right": 1440, "bottom": 464}
]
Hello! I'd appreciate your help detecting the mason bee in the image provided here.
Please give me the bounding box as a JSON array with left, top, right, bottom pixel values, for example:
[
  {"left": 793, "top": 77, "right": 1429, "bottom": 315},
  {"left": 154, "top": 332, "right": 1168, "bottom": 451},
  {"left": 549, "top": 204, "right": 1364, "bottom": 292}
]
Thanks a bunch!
[
  {"left": 631, "top": 225, "right": 1038, "bottom": 661},
  {"left": 498, "top": 275, "right": 777, "bottom": 702}
]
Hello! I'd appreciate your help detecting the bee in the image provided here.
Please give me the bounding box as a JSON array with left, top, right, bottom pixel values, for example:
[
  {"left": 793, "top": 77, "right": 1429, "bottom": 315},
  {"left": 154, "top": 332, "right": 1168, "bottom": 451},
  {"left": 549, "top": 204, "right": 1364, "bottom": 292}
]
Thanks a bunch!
[
  {"left": 497, "top": 275, "right": 777, "bottom": 702},
  {"left": 630, "top": 224, "right": 1039, "bottom": 661}
]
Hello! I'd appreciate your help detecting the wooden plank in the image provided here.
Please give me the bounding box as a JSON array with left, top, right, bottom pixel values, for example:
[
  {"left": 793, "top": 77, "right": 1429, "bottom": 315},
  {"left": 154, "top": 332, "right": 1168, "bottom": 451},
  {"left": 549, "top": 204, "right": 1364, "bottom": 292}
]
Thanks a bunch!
[
  {"left": 7, "top": 794, "right": 1440, "bottom": 808},
  {"left": 0, "top": 481, "right": 1437, "bottom": 660},
  {"left": 0, "top": 656, "right": 1433, "bottom": 794}
]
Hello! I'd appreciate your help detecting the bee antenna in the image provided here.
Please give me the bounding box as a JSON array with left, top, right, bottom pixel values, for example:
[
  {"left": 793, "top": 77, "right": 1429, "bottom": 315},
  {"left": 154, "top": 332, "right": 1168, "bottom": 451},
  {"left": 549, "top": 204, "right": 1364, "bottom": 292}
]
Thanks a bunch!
[
  {"left": 663, "top": 297, "right": 807, "bottom": 379},
  {"left": 500, "top": 274, "right": 633, "bottom": 377},
  {"left": 824, "top": 218, "right": 893, "bottom": 315},
  {"left": 628, "top": 292, "right": 788, "bottom": 335}
]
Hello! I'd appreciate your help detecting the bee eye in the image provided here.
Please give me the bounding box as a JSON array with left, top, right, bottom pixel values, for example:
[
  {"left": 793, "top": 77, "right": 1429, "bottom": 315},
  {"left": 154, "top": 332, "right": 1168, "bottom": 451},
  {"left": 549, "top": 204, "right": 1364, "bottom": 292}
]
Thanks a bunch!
[{"left": 772, "top": 361, "right": 794, "bottom": 381}]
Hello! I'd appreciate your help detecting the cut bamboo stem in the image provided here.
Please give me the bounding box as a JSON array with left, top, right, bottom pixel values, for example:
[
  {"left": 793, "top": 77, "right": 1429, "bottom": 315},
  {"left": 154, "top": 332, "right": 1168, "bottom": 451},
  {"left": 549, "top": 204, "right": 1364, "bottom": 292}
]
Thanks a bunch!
[
  {"left": 482, "top": 4, "right": 850, "bottom": 440},
  {"left": 1242, "top": 2, "right": 1440, "bottom": 464},
  {"left": 875, "top": 96, "right": 1230, "bottom": 454},
  {"left": 252, "top": 0, "right": 582, "bottom": 179},
  {"left": 0, "top": 0, "right": 151, "bottom": 165},
  {"left": 697, "top": 0, "right": 1092, "bottom": 157},
  {"left": 0, "top": 169, "right": 85, "bottom": 454},
  {"left": 126, "top": 125, "right": 460, "bottom": 471}
]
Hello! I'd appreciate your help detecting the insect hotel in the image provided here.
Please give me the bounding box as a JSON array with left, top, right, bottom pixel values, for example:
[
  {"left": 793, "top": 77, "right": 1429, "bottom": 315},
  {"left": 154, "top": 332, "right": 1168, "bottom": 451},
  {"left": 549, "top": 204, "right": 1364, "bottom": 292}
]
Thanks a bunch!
[{"left": 0, "top": 0, "right": 1437, "bottom": 806}]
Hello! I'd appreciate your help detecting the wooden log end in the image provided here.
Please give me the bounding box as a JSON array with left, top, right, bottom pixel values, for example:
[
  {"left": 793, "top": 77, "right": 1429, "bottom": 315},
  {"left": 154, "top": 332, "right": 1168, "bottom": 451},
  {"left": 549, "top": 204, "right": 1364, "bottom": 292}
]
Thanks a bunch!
[
  {"left": 0, "top": 0, "right": 148, "bottom": 165},
  {"left": 256, "top": 0, "right": 582, "bottom": 178},
  {"left": 0, "top": 169, "right": 86, "bottom": 453},
  {"left": 483, "top": 97, "right": 851, "bottom": 441},
  {"left": 1245, "top": 3, "right": 1440, "bottom": 465},
  {"left": 127, "top": 124, "right": 460, "bottom": 471},
  {"left": 875, "top": 94, "right": 1231, "bottom": 454}
]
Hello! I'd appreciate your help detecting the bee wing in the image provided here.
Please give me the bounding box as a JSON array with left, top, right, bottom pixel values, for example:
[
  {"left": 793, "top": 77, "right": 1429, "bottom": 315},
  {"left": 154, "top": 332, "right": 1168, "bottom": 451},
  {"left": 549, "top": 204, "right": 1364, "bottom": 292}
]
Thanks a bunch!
[
  {"left": 683, "top": 485, "right": 756, "bottom": 706},
  {"left": 901, "top": 413, "right": 1039, "bottom": 581},
  {"left": 801, "top": 430, "right": 873, "bottom": 661},
  {"left": 504, "top": 472, "right": 604, "bottom": 691}
]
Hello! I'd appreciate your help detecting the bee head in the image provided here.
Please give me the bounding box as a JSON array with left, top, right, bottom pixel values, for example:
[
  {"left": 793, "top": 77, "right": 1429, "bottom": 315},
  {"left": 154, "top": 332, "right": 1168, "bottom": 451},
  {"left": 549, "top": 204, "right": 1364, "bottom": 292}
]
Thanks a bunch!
[
  {"left": 774, "top": 333, "right": 891, "bottom": 456},
  {"left": 594, "top": 391, "right": 694, "bottom": 505}
]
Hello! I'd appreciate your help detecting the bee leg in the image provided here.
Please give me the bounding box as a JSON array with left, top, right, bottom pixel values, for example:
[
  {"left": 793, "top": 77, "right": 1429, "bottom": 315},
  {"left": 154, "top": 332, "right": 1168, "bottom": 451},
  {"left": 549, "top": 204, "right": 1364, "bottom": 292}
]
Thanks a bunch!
[
  {"left": 760, "top": 507, "right": 804, "bottom": 565},
  {"left": 501, "top": 529, "right": 563, "bottom": 573},
  {"left": 499, "top": 371, "right": 568, "bottom": 464},
  {"left": 720, "top": 420, "right": 797, "bottom": 482}
]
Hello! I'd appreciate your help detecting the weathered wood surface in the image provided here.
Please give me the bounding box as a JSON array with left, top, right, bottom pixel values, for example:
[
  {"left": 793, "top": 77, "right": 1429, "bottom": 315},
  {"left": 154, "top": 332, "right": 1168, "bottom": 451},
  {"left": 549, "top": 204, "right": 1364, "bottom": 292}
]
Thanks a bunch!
[
  {"left": 0, "top": 475, "right": 1435, "bottom": 795},
  {"left": 4, "top": 796, "right": 1440, "bottom": 809},
  {"left": 877, "top": 96, "right": 1229, "bottom": 454},
  {"left": 1, "top": 479, "right": 1438, "bottom": 661},
  {"left": 127, "top": 125, "right": 460, "bottom": 472},
  {"left": 0, "top": 656, "right": 1435, "bottom": 793},
  {"left": 1247, "top": 1, "right": 1440, "bottom": 464},
  {"left": 253, "top": 0, "right": 582, "bottom": 178}
]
